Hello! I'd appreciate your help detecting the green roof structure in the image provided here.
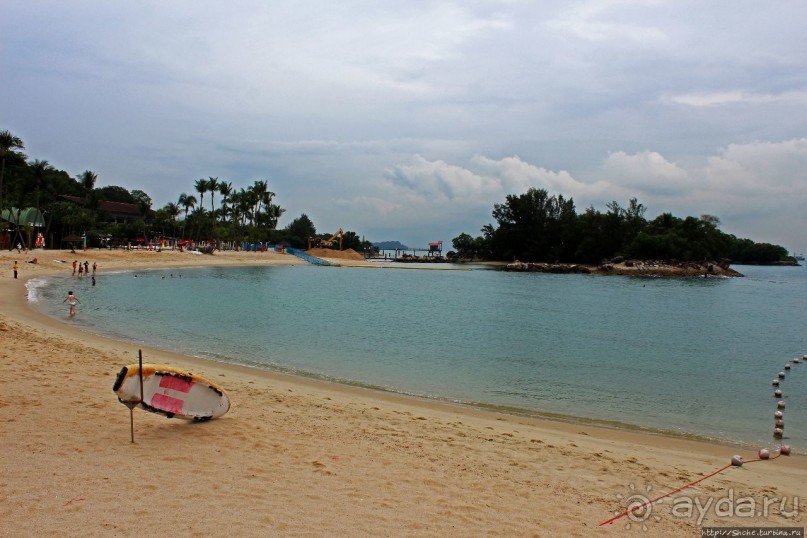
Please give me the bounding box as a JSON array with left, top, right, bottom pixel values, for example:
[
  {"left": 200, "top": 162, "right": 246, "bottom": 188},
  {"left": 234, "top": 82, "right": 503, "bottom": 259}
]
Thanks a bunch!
[{"left": 1, "top": 207, "right": 46, "bottom": 227}]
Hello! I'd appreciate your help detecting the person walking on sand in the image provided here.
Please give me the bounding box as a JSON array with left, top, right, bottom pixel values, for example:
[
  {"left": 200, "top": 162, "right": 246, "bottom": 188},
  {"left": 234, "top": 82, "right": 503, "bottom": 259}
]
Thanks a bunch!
[
  {"left": 63, "top": 290, "right": 80, "bottom": 316},
  {"left": 72, "top": 260, "right": 77, "bottom": 275},
  {"left": 78, "top": 264, "right": 83, "bottom": 278},
  {"left": 92, "top": 262, "right": 97, "bottom": 275},
  {"left": 13, "top": 260, "right": 18, "bottom": 279}
]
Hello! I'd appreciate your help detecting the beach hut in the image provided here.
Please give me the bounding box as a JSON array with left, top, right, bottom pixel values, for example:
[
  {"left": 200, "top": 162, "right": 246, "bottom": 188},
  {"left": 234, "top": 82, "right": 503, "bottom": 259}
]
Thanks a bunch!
[{"left": 62, "top": 233, "right": 83, "bottom": 251}]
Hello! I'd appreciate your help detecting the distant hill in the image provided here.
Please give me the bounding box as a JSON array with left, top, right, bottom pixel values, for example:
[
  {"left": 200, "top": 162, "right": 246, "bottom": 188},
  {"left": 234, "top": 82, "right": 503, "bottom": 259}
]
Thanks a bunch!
[{"left": 373, "top": 240, "right": 409, "bottom": 250}]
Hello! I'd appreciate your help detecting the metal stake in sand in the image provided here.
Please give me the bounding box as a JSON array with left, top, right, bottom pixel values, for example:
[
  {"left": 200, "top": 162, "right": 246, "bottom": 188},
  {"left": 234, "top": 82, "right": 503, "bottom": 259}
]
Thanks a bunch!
[
  {"left": 123, "top": 400, "right": 137, "bottom": 443},
  {"left": 123, "top": 350, "right": 146, "bottom": 443}
]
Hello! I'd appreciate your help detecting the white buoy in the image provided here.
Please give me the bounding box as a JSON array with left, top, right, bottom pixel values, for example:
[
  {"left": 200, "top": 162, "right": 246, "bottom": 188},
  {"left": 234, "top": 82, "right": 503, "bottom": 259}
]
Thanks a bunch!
[
  {"left": 774, "top": 389, "right": 783, "bottom": 397},
  {"left": 794, "top": 358, "right": 801, "bottom": 364},
  {"left": 773, "top": 379, "right": 780, "bottom": 386},
  {"left": 778, "top": 400, "right": 787, "bottom": 409},
  {"left": 779, "top": 371, "right": 786, "bottom": 379},
  {"left": 774, "top": 428, "right": 783, "bottom": 439},
  {"left": 758, "top": 448, "right": 771, "bottom": 460},
  {"left": 785, "top": 363, "right": 791, "bottom": 370},
  {"left": 775, "top": 410, "right": 784, "bottom": 419},
  {"left": 780, "top": 445, "right": 792, "bottom": 456},
  {"left": 731, "top": 455, "right": 744, "bottom": 467},
  {"left": 775, "top": 419, "right": 784, "bottom": 428}
]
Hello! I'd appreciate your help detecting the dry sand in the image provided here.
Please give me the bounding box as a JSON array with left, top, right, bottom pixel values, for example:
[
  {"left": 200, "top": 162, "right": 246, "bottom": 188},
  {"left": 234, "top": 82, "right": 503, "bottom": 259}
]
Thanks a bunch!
[{"left": 1, "top": 248, "right": 805, "bottom": 537}]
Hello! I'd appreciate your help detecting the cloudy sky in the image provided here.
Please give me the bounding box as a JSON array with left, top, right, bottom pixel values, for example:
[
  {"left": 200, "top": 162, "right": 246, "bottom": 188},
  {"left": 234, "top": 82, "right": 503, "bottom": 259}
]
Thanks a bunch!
[{"left": 3, "top": 1, "right": 806, "bottom": 253}]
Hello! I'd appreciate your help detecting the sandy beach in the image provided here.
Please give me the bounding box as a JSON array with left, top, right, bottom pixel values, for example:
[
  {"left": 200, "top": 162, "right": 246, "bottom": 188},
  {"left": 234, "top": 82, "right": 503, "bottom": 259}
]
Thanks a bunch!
[{"left": 1, "top": 248, "right": 805, "bottom": 536}]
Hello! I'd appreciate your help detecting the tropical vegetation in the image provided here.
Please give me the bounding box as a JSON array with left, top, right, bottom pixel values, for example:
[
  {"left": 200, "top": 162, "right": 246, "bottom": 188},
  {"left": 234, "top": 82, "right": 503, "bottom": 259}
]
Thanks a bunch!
[
  {"left": 1, "top": 129, "right": 792, "bottom": 263},
  {"left": 0, "top": 129, "right": 370, "bottom": 251},
  {"left": 451, "top": 188, "right": 792, "bottom": 265}
]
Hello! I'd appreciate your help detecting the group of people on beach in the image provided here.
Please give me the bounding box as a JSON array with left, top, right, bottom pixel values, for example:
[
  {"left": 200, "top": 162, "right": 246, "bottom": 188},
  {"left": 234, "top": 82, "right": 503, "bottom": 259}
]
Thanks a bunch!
[
  {"left": 72, "top": 259, "right": 98, "bottom": 286},
  {"left": 72, "top": 259, "right": 96, "bottom": 277},
  {"left": 62, "top": 260, "right": 101, "bottom": 316}
]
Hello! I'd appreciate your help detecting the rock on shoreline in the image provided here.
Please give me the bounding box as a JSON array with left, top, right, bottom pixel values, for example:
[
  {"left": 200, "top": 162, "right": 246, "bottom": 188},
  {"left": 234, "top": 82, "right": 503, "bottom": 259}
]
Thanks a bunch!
[{"left": 502, "top": 259, "right": 744, "bottom": 277}]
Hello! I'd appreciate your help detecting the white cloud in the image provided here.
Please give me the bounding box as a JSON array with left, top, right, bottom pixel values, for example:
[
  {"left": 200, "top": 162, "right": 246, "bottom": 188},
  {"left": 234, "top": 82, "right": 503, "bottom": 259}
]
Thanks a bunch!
[
  {"left": 600, "top": 151, "right": 690, "bottom": 195},
  {"left": 670, "top": 90, "right": 807, "bottom": 107},
  {"left": 702, "top": 138, "right": 807, "bottom": 197},
  {"left": 384, "top": 155, "right": 503, "bottom": 203},
  {"left": 546, "top": 0, "right": 668, "bottom": 43}
]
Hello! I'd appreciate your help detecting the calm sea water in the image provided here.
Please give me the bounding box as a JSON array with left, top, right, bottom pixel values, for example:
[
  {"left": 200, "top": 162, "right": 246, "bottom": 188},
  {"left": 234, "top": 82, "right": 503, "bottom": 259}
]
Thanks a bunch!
[{"left": 30, "top": 262, "right": 807, "bottom": 449}]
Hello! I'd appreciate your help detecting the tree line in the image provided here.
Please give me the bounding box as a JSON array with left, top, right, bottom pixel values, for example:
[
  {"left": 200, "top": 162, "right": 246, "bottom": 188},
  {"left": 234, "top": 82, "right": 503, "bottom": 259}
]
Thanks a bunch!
[
  {"left": 0, "top": 129, "right": 368, "bottom": 251},
  {"left": 451, "top": 188, "right": 792, "bottom": 265},
  {"left": 2, "top": 128, "right": 790, "bottom": 261}
]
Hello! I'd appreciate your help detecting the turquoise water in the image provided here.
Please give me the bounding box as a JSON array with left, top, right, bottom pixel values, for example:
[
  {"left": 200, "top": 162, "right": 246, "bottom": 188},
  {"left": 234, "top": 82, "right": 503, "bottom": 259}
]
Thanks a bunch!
[{"left": 30, "top": 263, "right": 807, "bottom": 449}]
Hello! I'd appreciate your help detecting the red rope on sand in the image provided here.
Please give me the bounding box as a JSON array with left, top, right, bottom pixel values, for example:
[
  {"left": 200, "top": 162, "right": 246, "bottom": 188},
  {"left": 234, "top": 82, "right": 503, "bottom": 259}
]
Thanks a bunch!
[
  {"left": 601, "top": 354, "right": 800, "bottom": 527},
  {"left": 598, "top": 451, "right": 783, "bottom": 527}
]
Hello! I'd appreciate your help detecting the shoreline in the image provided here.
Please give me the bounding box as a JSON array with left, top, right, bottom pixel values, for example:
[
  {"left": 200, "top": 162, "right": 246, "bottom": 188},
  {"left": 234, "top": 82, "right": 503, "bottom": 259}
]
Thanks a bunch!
[
  {"left": 2, "top": 249, "right": 805, "bottom": 535},
  {"left": 24, "top": 260, "right": 755, "bottom": 450}
]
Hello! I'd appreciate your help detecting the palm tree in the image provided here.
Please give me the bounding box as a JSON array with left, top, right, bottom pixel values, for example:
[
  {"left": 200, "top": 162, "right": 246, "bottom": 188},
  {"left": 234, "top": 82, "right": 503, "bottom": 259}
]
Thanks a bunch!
[
  {"left": 177, "top": 192, "right": 197, "bottom": 239},
  {"left": 177, "top": 193, "right": 197, "bottom": 219},
  {"left": 244, "top": 188, "right": 258, "bottom": 226},
  {"left": 207, "top": 177, "right": 219, "bottom": 213},
  {"left": 260, "top": 188, "right": 276, "bottom": 215},
  {"left": 79, "top": 170, "right": 97, "bottom": 192},
  {"left": 0, "top": 130, "right": 25, "bottom": 214},
  {"left": 27, "top": 159, "right": 51, "bottom": 248},
  {"left": 194, "top": 178, "right": 208, "bottom": 211},
  {"left": 164, "top": 202, "right": 180, "bottom": 239},
  {"left": 78, "top": 170, "right": 98, "bottom": 210},
  {"left": 218, "top": 181, "right": 232, "bottom": 216},
  {"left": 251, "top": 180, "right": 268, "bottom": 216},
  {"left": 30, "top": 159, "right": 51, "bottom": 214}
]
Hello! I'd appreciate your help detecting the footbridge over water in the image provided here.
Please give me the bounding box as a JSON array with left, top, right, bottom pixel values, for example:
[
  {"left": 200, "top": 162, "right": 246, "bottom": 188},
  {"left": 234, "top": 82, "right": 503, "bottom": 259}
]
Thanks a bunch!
[{"left": 285, "top": 247, "right": 337, "bottom": 266}]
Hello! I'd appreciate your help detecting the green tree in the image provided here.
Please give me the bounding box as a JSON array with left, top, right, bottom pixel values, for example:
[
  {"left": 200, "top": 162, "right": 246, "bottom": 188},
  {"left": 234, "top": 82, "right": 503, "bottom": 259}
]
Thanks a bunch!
[
  {"left": 218, "top": 181, "right": 232, "bottom": 220},
  {"left": 0, "top": 130, "right": 25, "bottom": 214},
  {"left": 283, "top": 214, "right": 316, "bottom": 248},
  {"left": 29, "top": 159, "right": 52, "bottom": 218},
  {"left": 177, "top": 192, "right": 197, "bottom": 239},
  {"left": 194, "top": 178, "right": 208, "bottom": 212},
  {"left": 79, "top": 170, "right": 97, "bottom": 192},
  {"left": 488, "top": 188, "right": 577, "bottom": 262},
  {"left": 452, "top": 233, "right": 475, "bottom": 256},
  {"left": 95, "top": 185, "right": 136, "bottom": 204},
  {"left": 130, "top": 189, "right": 152, "bottom": 215},
  {"left": 163, "top": 202, "right": 180, "bottom": 238},
  {"left": 207, "top": 177, "right": 219, "bottom": 214}
]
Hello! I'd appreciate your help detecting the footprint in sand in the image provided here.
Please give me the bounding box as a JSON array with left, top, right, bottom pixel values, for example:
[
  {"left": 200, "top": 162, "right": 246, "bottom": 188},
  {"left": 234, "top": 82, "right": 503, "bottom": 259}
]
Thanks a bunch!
[{"left": 311, "top": 460, "right": 333, "bottom": 475}]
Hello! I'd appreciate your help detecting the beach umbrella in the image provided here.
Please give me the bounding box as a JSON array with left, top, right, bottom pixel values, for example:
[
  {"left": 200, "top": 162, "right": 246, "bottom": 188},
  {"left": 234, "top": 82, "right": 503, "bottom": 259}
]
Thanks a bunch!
[{"left": 62, "top": 233, "right": 82, "bottom": 244}]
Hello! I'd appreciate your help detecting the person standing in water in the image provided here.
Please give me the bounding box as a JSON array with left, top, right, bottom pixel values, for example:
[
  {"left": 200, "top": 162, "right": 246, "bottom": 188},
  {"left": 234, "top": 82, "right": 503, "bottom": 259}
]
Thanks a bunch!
[{"left": 64, "top": 290, "right": 80, "bottom": 316}]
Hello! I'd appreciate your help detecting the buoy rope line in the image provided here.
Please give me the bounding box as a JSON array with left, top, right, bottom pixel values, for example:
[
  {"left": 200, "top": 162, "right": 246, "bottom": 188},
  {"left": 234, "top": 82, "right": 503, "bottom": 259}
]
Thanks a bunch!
[{"left": 599, "top": 354, "right": 803, "bottom": 527}]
